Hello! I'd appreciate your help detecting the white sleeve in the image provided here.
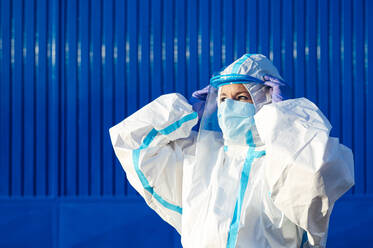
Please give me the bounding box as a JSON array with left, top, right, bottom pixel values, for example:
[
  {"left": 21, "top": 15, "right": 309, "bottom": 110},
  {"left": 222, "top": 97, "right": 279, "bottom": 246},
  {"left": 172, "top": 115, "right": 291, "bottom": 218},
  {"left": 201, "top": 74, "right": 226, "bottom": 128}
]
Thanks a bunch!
[
  {"left": 254, "top": 98, "right": 355, "bottom": 247},
  {"left": 109, "top": 93, "right": 198, "bottom": 233}
]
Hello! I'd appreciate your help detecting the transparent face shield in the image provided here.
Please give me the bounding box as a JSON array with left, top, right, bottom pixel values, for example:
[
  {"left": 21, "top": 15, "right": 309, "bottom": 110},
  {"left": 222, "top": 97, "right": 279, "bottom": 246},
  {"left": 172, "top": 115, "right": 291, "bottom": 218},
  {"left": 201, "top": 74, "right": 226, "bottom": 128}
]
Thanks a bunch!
[
  {"left": 199, "top": 86, "right": 221, "bottom": 132},
  {"left": 195, "top": 79, "right": 271, "bottom": 164},
  {"left": 193, "top": 85, "right": 223, "bottom": 190},
  {"left": 193, "top": 77, "right": 272, "bottom": 190},
  {"left": 198, "top": 76, "right": 272, "bottom": 134}
]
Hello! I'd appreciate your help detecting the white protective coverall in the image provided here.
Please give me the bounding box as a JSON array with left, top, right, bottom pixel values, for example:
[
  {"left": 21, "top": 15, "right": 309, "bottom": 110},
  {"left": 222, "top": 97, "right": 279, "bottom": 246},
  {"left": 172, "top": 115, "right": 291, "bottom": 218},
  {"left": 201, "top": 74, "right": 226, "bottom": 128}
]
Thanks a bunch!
[{"left": 109, "top": 54, "right": 354, "bottom": 248}]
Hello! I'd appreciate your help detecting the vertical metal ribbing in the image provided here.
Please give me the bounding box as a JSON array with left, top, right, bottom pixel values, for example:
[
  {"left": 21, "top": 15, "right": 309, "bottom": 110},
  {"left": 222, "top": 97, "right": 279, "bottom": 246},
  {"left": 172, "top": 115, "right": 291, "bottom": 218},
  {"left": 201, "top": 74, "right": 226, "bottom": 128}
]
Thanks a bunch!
[
  {"left": 0, "top": 0, "right": 12, "bottom": 197},
  {"left": 329, "top": 0, "right": 342, "bottom": 139},
  {"left": 111, "top": 0, "right": 116, "bottom": 196},
  {"left": 75, "top": 0, "right": 80, "bottom": 196},
  {"left": 11, "top": 0, "right": 25, "bottom": 197},
  {"left": 0, "top": 0, "right": 370, "bottom": 201},
  {"left": 352, "top": 0, "right": 365, "bottom": 194},
  {"left": 101, "top": 0, "right": 114, "bottom": 196},
  {"left": 113, "top": 0, "right": 126, "bottom": 196},
  {"left": 47, "top": 0, "right": 60, "bottom": 197},
  {"left": 365, "top": 0, "right": 373, "bottom": 194},
  {"left": 99, "top": 0, "right": 103, "bottom": 196}
]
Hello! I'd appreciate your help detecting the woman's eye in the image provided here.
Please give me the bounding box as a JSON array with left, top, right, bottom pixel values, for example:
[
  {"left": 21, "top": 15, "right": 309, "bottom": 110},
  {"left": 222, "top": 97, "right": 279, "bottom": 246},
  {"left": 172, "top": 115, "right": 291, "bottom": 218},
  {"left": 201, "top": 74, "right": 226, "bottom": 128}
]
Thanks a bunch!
[
  {"left": 237, "top": 95, "right": 249, "bottom": 101},
  {"left": 220, "top": 97, "right": 226, "bottom": 102}
]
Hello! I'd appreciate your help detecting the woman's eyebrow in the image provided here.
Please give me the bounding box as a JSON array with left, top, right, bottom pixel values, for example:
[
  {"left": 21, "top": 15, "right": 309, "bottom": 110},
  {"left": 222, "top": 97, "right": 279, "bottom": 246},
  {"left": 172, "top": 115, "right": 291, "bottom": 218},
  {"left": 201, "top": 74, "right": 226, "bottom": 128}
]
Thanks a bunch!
[{"left": 234, "top": 91, "right": 250, "bottom": 95}]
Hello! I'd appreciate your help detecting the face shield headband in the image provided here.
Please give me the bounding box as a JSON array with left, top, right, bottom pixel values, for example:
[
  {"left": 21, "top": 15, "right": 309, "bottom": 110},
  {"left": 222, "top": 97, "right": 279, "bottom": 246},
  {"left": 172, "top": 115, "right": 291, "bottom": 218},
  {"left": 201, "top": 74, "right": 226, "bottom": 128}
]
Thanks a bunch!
[
  {"left": 211, "top": 74, "right": 272, "bottom": 112},
  {"left": 210, "top": 74, "right": 263, "bottom": 89}
]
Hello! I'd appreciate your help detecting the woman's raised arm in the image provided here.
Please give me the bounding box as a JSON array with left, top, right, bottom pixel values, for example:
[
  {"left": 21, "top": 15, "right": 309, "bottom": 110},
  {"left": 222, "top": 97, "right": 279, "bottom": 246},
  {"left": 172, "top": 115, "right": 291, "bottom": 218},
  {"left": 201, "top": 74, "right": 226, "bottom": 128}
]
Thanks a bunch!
[{"left": 109, "top": 93, "right": 198, "bottom": 233}]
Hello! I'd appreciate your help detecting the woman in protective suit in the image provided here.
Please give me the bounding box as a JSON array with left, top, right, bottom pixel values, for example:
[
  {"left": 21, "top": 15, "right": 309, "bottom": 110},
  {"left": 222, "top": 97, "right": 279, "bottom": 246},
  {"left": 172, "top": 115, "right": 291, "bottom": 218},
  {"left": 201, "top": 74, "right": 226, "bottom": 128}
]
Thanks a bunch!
[{"left": 109, "top": 54, "right": 354, "bottom": 248}]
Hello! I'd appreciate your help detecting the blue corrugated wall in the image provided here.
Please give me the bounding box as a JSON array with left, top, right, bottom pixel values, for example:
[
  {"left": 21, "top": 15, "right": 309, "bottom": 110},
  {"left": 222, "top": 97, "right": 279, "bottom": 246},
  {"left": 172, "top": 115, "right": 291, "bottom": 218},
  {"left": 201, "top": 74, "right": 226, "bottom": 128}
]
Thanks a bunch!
[{"left": 0, "top": 0, "right": 372, "bottom": 247}]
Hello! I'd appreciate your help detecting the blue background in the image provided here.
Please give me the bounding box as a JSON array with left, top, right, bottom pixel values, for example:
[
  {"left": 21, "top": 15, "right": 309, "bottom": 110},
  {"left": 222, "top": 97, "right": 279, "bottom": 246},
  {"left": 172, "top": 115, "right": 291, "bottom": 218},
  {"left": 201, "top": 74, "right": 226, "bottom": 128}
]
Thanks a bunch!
[{"left": 0, "top": 0, "right": 372, "bottom": 247}]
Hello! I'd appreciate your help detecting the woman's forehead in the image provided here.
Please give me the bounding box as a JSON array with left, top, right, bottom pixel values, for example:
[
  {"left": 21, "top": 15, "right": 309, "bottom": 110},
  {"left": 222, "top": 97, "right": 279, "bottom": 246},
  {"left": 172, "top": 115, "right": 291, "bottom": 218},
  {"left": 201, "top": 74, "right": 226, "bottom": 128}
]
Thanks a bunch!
[{"left": 220, "top": 83, "right": 248, "bottom": 94}]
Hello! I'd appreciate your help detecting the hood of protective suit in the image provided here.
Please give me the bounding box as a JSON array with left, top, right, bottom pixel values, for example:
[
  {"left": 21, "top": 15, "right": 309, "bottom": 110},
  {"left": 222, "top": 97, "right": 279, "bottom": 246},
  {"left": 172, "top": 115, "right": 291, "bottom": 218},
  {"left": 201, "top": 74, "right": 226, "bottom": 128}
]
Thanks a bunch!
[
  {"left": 220, "top": 53, "right": 283, "bottom": 80},
  {"left": 211, "top": 54, "right": 283, "bottom": 112}
]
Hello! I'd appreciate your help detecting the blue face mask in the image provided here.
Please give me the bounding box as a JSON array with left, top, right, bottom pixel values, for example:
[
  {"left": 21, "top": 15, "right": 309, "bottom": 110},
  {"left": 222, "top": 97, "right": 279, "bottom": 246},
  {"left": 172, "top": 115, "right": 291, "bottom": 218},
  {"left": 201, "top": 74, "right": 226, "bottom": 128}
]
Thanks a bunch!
[{"left": 217, "top": 99, "right": 261, "bottom": 146}]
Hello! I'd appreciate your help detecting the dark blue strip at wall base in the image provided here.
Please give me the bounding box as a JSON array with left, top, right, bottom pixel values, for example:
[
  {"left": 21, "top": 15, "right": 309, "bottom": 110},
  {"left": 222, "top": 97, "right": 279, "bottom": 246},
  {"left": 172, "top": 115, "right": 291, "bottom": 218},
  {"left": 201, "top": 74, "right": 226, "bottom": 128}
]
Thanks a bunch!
[
  {"left": 0, "top": 196, "right": 372, "bottom": 248},
  {"left": 0, "top": 0, "right": 371, "bottom": 247},
  {"left": 0, "top": 198, "right": 181, "bottom": 248}
]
